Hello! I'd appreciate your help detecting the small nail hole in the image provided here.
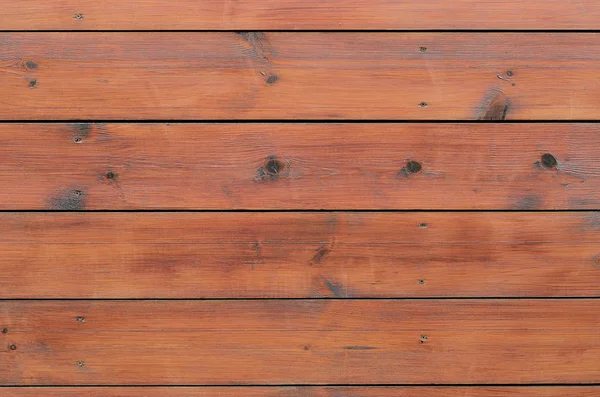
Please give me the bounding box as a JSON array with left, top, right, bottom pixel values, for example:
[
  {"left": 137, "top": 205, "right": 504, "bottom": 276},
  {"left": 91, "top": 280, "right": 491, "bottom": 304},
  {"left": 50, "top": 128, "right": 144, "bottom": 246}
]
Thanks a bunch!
[
  {"left": 418, "top": 279, "right": 426, "bottom": 285},
  {"left": 76, "top": 316, "right": 85, "bottom": 323},
  {"left": 406, "top": 161, "right": 422, "bottom": 174},
  {"left": 105, "top": 171, "right": 116, "bottom": 180},
  {"left": 73, "top": 137, "right": 82, "bottom": 143},
  {"left": 420, "top": 335, "right": 428, "bottom": 343},
  {"left": 419, "top": 47, "right": 427, "bottom": 52},
  {"left": 2, "top": 328, "right": 7, "bottom": 334},
  {"left": 76, "top": 361, "right": 85, "bottom": 367},
  {"left": 506, "top": 70, "right": 514, "bottom": 77},
  {"left": 541, "top": 153, "right": 557, "bottom": 169},
  {"left": 418, "top": 223, "right": 428, "bottom": 228},
  {"left": 73, "top": 13, "right": 84, "bottom": 20},
  {"left": 419, "top": 102, "right": 428, "bottom": 108},
  {"left": 74, "top": 190, "right": 83, "bottom": 196},
  {"left": 9, "top": 344, "right": 17, "bottom": 350},
  {"left": 28, "top": 79, "right": 37, "bottom": 88}
]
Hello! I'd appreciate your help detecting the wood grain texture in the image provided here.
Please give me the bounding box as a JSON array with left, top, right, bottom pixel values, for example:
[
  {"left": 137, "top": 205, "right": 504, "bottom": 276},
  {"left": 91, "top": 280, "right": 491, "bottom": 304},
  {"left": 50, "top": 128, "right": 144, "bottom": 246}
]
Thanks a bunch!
[
  {"left": 1, "top": 212, "right": 599, "bottom": 298},
  {"left": 2, "top": 123, "right": 600, "bottom": 210},
  {"left": 3, "top": 387, "right": 600, "bottom": 397},
  {"left": 3, "top": 0, "right": 600, "bottom": 30},
  {"left": 1, "top": 300, "right": 599, "bottom": 385},
  {"left": 1, "top": 33, "right": 599, "bottom": 120}
]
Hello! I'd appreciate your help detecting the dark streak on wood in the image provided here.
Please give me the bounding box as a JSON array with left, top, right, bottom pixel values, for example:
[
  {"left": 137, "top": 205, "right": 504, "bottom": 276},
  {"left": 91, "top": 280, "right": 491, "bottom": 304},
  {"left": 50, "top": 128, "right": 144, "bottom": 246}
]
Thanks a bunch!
[
  {"left": 342, "top": 346, "right": 377, "bottom": 350},
  {"left": 321, "top": 275, "right": 345, "bottom": 298},
  {"left": 479, "top": 91, "right": 510, "bottom": 120},
  {"left": 513, "top": 195, "right": 541, "bottom": 210},
  {"left": 46, "top": 188, "right": 86, "bottom": 210}
]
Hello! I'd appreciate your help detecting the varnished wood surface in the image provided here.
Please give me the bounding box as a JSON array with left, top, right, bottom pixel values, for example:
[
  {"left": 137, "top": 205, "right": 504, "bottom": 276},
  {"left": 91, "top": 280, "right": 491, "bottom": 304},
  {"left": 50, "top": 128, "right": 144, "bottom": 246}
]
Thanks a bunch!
[
  {"left": 2, "top": 123, "right": 600, "bottom": 210},
  {"left": 2, "top": 300, "right": 599, "bottom": 385},
  {"left": 4, "top": 300, "right": 599, "bottom": 331},
  {"left": 3, "top": 0, "right": 600, "bottom": 30},
  {"left": 1, "top": 212, "right": 599, "bottom": 298},
  {"left": 3, "top": 387, "right": 600, "bottom": 396},
  {"left": 2, "top": 34, "right": 599, "bottom": 120}
]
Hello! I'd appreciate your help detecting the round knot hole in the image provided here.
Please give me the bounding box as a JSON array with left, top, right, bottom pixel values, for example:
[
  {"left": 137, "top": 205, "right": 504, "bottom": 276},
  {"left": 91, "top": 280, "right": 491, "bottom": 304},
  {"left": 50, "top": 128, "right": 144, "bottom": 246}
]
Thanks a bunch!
[
  {"left": 265, "top": 157, "right": 284, "bottom": 176},
  {"left": 406, "top": 161, "right": 422, "bottom": 174},
  {"left": 541, "top": 153, "right": 557, "bottom": 170}
]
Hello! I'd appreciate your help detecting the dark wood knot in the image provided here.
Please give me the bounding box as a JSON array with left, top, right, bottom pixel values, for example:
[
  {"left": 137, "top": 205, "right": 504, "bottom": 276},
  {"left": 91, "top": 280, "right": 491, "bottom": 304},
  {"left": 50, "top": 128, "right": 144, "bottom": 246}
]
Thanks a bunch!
[{"left": 541, "top": 153, "right": 557, "bottom": 170}]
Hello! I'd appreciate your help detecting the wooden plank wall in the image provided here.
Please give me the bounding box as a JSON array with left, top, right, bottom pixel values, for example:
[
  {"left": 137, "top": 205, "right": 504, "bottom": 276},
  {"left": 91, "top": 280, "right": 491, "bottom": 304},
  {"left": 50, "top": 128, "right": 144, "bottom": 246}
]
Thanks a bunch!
[{"left": 1, "top": 1, "right": 599, "bottom": 396}]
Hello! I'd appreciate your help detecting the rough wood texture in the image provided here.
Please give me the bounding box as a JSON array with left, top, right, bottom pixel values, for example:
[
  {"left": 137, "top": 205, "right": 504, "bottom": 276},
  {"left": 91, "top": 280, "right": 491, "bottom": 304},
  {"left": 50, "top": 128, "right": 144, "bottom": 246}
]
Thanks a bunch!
[
  {"left": 2, "top": 300, "right": 599, "bottom": 385},
  {"left": 3, "top": 0, "right": 600, "bottom": 30},
  {"left": 2, "top": 123, "right": 600, "bottom": 210},
  {"left": 2, "top": 34, "right": 599, "bottom": 120},
  {"left": 3, "top": 387, "right": 600, "bottom": 397},
  {"left": 1, "top": 212, "right": 599, "bottom": 298}
]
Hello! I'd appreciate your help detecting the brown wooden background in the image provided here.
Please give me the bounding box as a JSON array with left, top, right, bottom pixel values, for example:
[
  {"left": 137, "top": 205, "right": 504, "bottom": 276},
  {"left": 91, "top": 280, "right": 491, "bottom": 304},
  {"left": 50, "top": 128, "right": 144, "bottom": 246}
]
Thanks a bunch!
[{"left": 1, "top": 1, "right": 599, "bottom": 396}]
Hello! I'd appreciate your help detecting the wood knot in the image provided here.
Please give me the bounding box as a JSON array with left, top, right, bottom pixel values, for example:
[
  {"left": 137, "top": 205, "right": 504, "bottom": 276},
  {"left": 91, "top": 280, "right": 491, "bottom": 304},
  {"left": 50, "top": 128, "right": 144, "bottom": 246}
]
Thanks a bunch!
[
  {"left": 254, "top": 156, "right": 289, "bottom": 182},
  {"left": 593, "top": 254, "right": 600, "bottom": 270},
  {"left": 397, "top": 160, "right": 423, "bottom": 178},
  {"left": 406, "top": 161, "right": 422, "bottom": 174},
  {"left": 541, "top": 153, "right": 557, "bottom": 170},
  {"left": 479, "top": 91, "right": 509, "bottom": 120},
  {"left": 266, "top": 75, "right": 279, "bottom": 85},
  {"left": 24, "top": 61, "right": 38, "bottom": 70}
]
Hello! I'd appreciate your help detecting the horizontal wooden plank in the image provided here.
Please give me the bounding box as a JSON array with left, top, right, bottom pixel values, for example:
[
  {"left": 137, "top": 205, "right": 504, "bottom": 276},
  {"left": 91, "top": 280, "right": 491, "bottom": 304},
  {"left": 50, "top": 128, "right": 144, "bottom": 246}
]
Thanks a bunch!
[
  {"left": 2, "top": 123, "right": 600, "bottom": 210},
  {"left": 3, "top": 387, "right": 600, "bottom": 397},
  {"left": 4, "top": 300, "right": 599, "bottom": 331},
  {"left": 3, "top": 0, "right": 600, "bottom": 30},
  {"left": 2, "top": 34, "right": 599, "bottom": 120},
  {"left": 1, "top": 212, "right": 599, "bottom": 298},
  {"left": 2, "top": 300, "right": 599, "bottom": 385}
]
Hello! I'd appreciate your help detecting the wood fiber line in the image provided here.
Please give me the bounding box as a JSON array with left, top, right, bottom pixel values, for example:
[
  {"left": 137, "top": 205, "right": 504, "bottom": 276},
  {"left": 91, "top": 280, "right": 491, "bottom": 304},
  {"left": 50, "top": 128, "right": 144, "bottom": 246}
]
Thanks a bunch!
[
  {"left": 1, "top": 123, "right": 600, "bottom": 209},
  {"left": 2, "top": 0, "right": 600, "bottom": 30},
  {"left": 1, "top": 34, "right": 599, "bottom": 120}
]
